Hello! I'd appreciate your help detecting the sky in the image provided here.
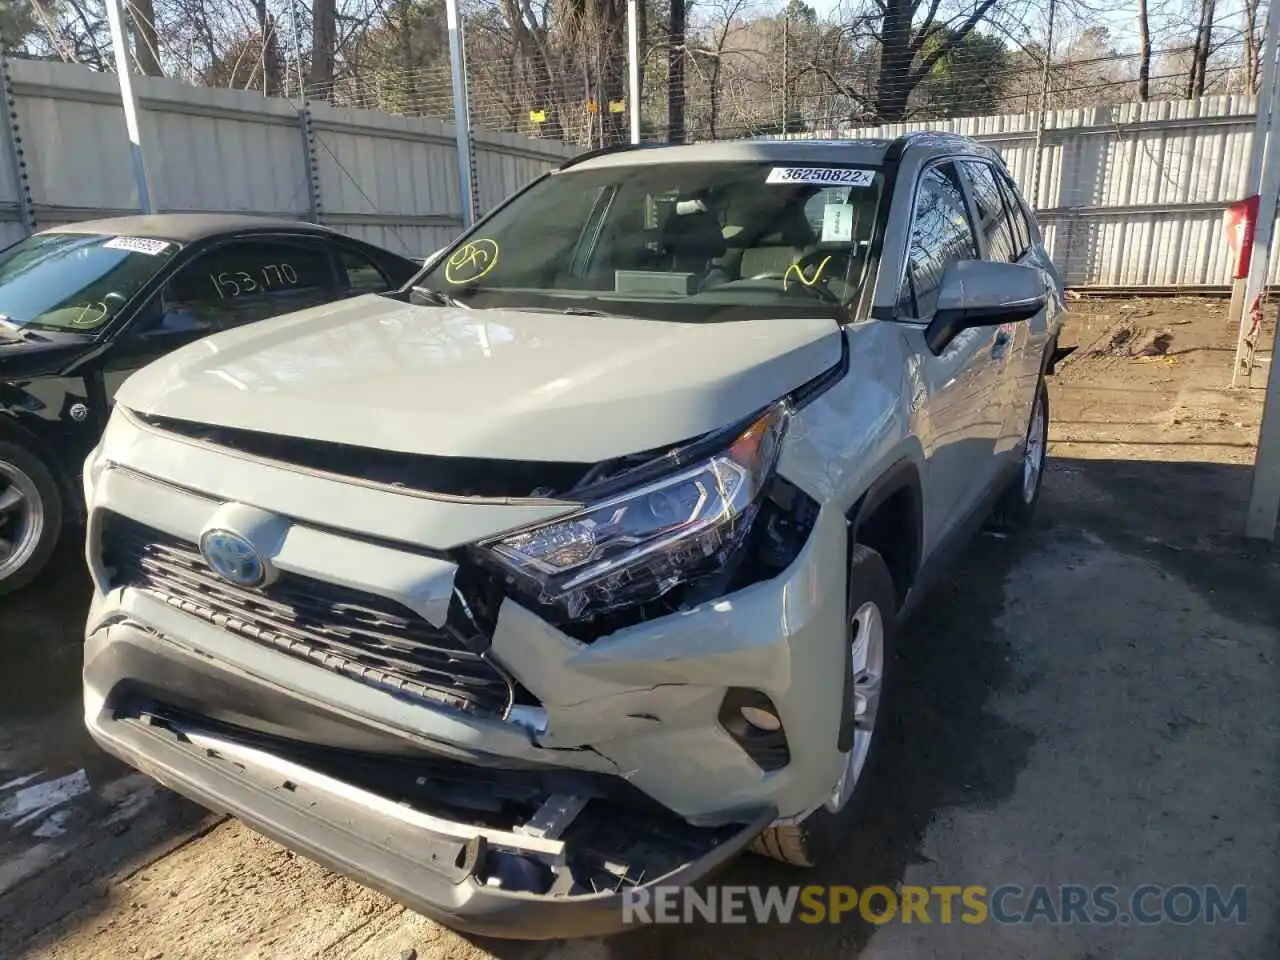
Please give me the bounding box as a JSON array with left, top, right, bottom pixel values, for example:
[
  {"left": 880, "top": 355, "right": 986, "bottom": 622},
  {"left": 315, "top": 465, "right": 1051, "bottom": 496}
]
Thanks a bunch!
[{"left": 768, "top": 1, "right": 1258, "bottom": 56}]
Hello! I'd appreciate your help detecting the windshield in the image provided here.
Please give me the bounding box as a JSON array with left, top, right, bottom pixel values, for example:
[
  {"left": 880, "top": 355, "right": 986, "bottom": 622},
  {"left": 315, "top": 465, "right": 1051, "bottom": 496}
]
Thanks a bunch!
[
  {"left": 0, "top": 232, "right": 179, "bottom": 332},
  {"left": 416, "top": 160, "right": 884, "bottom": 322}
]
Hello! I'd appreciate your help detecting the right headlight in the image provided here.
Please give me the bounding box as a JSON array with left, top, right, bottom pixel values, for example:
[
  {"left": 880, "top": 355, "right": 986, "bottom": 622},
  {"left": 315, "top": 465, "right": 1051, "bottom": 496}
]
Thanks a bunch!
[
  {"left": 83, "top": 440, "right": 110, "bottom": 507},
  {"left": 474, "top": 401, "right": 791, "bottom": 620}
]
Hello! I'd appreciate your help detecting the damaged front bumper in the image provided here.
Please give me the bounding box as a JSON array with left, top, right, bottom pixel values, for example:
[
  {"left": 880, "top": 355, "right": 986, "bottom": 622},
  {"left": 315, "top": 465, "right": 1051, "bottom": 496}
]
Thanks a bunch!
[
  {"left": 82, "top": 409, "right": 853, "bottom": 935},
  {"left": 86, "top": 693, "right": 772, "bottom": 939}
]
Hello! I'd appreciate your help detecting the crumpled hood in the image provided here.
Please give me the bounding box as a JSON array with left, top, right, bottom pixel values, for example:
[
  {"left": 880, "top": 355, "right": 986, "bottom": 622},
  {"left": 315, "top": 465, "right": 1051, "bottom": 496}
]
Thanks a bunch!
[{"left": 117, "top": 295, "right": 843, "bottom": 462}]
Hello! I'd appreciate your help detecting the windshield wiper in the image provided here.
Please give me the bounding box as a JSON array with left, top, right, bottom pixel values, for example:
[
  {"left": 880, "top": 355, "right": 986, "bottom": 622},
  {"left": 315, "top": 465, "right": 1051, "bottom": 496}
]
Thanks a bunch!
[
  {"left": 560, "top": 307, "right": 614, "bottom": 317},
  {"left": 409, "top": 286, "right": 470, "bottom": 309},
  {"left": 0, "top": 316, "right": 46, "bottom": 342}
]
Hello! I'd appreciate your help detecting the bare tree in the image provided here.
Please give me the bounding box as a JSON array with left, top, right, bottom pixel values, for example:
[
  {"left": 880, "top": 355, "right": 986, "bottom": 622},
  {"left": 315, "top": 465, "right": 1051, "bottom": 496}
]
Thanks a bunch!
[
  {"left": 690, "top": 0, "right": 748, "bottom": 140},
  {"left": 1187, "top": 0, "right": 1217, "bottom": 98},
  {"left": 131, "top": 0, "right": 164, "bottom": 74},
  {"left": 669, "top": 0, "right": 686, "bottom": 142},
  {"left": 1137, "top": 0, "right": 1151, "bottom": 99},
  {"left": 875, "top": 0, "right": 1003, "bottom": 121},
  {"left": 309, "top": 0, "right": 336, "bottom": 95},
  {"left": 1242, "top": 0, "right": 1262, "bottom": 93}
]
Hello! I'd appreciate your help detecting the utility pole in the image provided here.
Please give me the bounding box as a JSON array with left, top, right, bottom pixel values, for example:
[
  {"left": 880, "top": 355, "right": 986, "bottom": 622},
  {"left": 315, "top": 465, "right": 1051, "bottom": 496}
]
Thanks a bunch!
[
  {"left": 105, "top": 0, "right": 155, "bottom": 213},
  {"left": 444, "top": 0, "right": 475, "bottom": 227},
  {"left": 782, "top": 8, "right": 790, "bottom": 133},
  {"left": 628, "top": 0, "right": 641, "bottom": 144},
  {"left": 1245, "top": 5, "right": 1280, "bottom": 540}
]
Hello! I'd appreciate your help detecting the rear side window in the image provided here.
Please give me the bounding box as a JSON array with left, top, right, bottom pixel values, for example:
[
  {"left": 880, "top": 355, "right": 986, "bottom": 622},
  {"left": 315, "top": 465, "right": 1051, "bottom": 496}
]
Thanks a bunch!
[
  {"left": 958, "top": 161, "right": 1019, "bottom": 263},
  {"left": 159, "top": 237, "right": 339, "bottom": 332},
  {"left": 995, "top": 171, "right": 1033, "bottom": 254},
  {"left": 338, "top": 247, "right": 392, "bottom": 294},
  {"left": 899, "top": 163, "right": 979, "bottom": 319}
]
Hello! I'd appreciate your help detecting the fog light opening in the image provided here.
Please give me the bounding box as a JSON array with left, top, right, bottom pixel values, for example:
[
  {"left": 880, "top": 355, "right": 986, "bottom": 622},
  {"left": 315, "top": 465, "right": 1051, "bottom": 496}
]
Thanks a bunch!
[
  {"left": 739, "top": 705, "right": 782, "bottom": 732},
  {"left": 718, "top": 688, "right": 791, "bottom": 771}
]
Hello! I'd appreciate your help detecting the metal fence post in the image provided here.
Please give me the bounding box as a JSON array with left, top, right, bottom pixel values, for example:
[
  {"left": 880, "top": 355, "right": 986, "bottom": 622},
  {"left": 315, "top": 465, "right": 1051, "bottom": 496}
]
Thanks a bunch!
[
  {"left": 297, "top": 103, "right": 323, "bottom": 222},
  {"left": 0, "top": 45, "right": 36, "bottom": 234},
  {"left": 1244, "top": 9, "right": 1280, "bottom": 540},
  {"left": 104, "top": 0, "right": 155, "bottom": 213},
  {"left": 445, "top": 0, "right": 475, "bottom": 229},
  {"left": 628, "top": 0, "right": 641, "bottom": 145},
  {"left": 1233, "top": 6, "right": 1280, "bottom": 389}
]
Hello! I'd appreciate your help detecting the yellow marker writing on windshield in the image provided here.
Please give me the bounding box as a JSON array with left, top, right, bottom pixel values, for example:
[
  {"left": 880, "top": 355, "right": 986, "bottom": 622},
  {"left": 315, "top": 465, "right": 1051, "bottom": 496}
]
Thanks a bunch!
[
  {"left": 784, "top": 255, "right": 832, "bottom": 292},
  {"left": 444, "top": 239, "right": 500, "bottom": 285}
]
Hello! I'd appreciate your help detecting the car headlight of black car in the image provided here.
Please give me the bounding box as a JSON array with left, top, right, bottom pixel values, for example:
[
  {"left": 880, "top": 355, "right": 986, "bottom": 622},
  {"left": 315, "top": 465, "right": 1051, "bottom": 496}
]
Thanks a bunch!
[{"left": 474, "top": 401, "right": 790, "bottom": 620}]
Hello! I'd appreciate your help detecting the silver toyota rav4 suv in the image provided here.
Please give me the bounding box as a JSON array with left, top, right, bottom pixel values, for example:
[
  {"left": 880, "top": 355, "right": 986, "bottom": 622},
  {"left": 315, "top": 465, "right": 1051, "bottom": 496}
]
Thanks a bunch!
[{"left": 83, "top": 133, "right": 1067, "bottom": 938}]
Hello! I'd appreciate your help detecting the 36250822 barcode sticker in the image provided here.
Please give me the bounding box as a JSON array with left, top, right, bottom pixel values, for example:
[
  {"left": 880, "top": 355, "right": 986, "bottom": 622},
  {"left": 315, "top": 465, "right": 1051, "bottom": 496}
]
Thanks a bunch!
[
  {"left": 766, "top": 167, "right": 876, "bottom": 187},
  {"left": 102, "top": 236, "right": 172, "bottom": 256}
]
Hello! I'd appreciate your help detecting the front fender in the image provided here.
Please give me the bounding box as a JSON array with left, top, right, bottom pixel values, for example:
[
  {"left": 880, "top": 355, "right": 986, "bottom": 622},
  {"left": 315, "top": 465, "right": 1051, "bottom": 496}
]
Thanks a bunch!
[{"left": 775, "top": 320, "right": 920, "bottom": 519}]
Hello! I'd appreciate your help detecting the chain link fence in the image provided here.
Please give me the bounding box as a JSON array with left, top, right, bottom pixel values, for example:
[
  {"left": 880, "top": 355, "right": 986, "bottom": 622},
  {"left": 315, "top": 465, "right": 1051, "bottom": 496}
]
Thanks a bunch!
[{"left": 2, "top": 0, "right": 1275, "bottom": 284}]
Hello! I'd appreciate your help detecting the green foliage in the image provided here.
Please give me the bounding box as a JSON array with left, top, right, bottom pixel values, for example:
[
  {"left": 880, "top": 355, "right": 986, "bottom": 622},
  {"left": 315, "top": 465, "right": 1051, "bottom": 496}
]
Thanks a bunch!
[
  {"left": 0, "top": 1, "right": 38, "bottom": 50},
  {"left": 915, "top": 30, "right": 1013, "bottom": 118},
  {"left": 784, "top": 1, "right": 817, "bottom": 26}
]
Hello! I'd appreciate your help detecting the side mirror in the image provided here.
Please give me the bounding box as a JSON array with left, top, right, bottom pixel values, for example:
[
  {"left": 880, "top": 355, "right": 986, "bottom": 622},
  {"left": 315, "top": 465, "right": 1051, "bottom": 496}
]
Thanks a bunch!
[{"left": 925, "top": 260, "right": 1046, "bottom": 355}]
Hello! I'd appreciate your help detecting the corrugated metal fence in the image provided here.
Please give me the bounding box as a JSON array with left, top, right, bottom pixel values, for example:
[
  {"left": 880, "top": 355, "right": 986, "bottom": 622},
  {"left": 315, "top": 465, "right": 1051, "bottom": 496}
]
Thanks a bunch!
[
  {"left": 798, "top": 95, "right": 1278, "bottom": 288},
  {"left": 0, "top": 59, "right": 574, "bottom": 258},
  {"left": 0, "top": 58, "right": 1273, "bottom": 289}
]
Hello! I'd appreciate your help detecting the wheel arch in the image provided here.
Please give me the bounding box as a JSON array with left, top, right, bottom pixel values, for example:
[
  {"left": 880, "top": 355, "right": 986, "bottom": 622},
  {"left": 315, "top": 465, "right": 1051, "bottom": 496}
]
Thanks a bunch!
[
  {"left": 0, "top": 414, "right": 77, "bottom": 524},
  {"left": 845, "top": 456, "right": 924, "bottom": 611}
]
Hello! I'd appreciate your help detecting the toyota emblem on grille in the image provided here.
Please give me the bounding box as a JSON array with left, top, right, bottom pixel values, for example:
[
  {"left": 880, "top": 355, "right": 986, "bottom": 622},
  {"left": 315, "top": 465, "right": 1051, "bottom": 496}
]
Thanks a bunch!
[{"left": 199, "top": 529, "right": 268, "bottom": 587}]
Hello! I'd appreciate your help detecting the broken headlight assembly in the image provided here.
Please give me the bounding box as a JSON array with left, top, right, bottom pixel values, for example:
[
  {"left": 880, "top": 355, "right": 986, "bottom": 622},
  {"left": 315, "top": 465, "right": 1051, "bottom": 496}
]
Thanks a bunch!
[{"left": 473, "top": 401, "right": 791, "bottom": 621}]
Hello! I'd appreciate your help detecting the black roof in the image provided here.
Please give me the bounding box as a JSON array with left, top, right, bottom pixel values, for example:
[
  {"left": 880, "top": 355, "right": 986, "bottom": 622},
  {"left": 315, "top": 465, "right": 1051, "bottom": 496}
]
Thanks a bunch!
[{"left": 44, "top": 213, "right": 338, "bottom": 244}]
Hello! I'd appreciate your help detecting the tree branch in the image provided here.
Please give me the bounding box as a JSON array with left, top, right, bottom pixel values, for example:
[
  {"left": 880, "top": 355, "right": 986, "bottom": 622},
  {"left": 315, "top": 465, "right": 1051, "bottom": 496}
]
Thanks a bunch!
[{"left": 909, "top": 0, "right": 1002, "bottom": 87}]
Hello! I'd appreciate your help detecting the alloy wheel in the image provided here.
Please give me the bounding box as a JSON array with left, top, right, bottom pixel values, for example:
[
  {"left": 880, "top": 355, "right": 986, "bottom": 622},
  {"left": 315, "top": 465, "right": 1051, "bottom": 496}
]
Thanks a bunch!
[
  {"left": 0, "top": 459, "right": 44, "bottom": 582},
  {"left": 1022, "top": 389, "right": 1047, "bottom": 504},
  {"left": 826, "top": 600, "right": 885, "bottom": 812}
]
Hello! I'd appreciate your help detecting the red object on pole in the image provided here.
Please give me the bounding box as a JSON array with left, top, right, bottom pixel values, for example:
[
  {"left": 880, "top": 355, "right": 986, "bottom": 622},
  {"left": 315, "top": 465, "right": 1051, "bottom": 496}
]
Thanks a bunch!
[{"left": 1224, "top": 195, "right": 1261, "bottom": 279}]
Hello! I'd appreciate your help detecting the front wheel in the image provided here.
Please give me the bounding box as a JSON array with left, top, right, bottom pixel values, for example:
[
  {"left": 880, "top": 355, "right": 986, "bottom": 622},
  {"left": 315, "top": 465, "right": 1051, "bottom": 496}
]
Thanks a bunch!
[
  {"left": 990, "top": 377, "right": 1049, "bottom": 531},
  {"left": 0, "top": 441, "right": 64, "bottom": 596},
  {"left": 750, "top": 544, "right": 897, "bottom": 867}
]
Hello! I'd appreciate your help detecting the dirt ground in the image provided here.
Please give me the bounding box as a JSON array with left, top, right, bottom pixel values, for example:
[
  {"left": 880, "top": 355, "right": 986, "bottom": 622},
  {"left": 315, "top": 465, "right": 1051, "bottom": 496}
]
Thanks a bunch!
[{"left": 1, "top": 298, "right": 1277, "bottom": 960}]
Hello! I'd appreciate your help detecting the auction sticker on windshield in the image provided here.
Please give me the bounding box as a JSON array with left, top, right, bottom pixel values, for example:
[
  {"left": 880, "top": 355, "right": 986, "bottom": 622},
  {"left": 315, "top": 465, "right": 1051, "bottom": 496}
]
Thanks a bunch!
[
  {"left": 102, "top": 236, "right": 172, "bottom": 256},
  {"left": 766, "top": 167, "right": 875, "bottom": 187}
]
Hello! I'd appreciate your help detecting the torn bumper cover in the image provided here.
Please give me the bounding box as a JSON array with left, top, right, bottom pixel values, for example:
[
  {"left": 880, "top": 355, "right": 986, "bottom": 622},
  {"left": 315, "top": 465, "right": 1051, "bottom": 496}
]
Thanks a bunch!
[
  {"left": 86, "top": 697, "right": 772, "bottom": 939},
  {"left": 81, "top": 405, "right": 852, "bottom": 936}
]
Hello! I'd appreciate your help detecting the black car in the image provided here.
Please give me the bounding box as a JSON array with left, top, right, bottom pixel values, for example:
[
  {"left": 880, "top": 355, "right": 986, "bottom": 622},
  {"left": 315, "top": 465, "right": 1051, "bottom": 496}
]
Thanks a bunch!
[{"left": 0, "top": 213, "right": 420, "bottom": 593}]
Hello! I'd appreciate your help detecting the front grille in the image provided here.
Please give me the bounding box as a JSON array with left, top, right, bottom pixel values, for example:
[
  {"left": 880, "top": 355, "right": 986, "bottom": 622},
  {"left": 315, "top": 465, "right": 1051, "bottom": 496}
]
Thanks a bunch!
[{"left": 102, "top": 514, "right": 513, "bottom": 717}]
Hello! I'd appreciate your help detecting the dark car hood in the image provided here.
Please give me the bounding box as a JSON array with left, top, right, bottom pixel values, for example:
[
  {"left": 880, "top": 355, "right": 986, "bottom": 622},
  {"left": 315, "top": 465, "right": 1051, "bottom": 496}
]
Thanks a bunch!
[{"left": 0, "top": 335, "right": 95, "bottom": 379}]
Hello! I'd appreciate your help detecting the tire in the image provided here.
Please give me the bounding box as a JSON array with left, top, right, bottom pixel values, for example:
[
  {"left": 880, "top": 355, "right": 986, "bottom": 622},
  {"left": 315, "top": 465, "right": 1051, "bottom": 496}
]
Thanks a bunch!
[
  {"left": 0, "top": 440, "right": 64, "bottom": 596},
  {"left": 990, "top": 377, "right": 1049, "bottom": 531},
  {"left": 750, "top": 543, "right": 898, "bottom": 867}
]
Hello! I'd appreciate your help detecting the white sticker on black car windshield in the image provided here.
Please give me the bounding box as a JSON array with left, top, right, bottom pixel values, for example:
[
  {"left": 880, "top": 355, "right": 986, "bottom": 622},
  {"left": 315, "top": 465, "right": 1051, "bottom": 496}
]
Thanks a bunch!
[
  {"left": 102, "top": 236, "right": 172, "bottom": 255},
  {"left": 766, "top": 167, "right": 875, "bottom": 187}
]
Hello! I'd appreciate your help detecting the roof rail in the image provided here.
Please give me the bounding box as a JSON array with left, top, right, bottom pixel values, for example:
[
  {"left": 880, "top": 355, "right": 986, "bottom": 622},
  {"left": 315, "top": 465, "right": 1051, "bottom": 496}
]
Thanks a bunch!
[
  {"left": 895, "top": 130, "right": 979, "bottom": 147},
  {"left": 557, "top": 141, "right": 667, "bottom": 171}
]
